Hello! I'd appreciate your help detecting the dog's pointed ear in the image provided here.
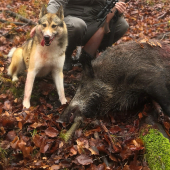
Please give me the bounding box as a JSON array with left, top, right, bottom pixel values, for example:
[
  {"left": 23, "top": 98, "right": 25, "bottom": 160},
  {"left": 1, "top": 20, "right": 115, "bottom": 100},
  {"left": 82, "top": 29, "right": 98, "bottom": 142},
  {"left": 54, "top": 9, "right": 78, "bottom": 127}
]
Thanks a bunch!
[
  {"left": 56, "top": 6, "right": 64, "bottom": 20},
  {"left": 39, "top": 5, "right": 47, "bottom": 18}
]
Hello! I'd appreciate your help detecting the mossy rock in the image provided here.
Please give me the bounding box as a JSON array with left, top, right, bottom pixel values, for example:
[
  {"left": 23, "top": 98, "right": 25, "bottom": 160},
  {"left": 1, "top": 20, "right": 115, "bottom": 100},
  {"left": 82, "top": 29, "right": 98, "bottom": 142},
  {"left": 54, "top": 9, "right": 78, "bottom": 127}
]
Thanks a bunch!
[{"left": 140, "top": 128, "right": 170, "bottom": 170}]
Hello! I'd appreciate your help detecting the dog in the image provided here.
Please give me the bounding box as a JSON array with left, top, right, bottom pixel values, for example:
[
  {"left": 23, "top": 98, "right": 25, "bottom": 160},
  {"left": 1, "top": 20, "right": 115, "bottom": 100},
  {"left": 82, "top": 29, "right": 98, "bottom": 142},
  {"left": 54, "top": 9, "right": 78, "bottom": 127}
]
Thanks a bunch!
[{"left": 7, "top": 5, "right": 68, "bottom": 108}]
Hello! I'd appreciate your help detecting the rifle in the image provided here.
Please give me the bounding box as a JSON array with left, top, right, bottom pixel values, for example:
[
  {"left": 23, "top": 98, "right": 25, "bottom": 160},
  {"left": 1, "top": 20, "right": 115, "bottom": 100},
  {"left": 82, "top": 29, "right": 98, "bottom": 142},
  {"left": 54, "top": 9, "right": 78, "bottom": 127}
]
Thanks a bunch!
[
  {"left": 79, "top": 0, "right": 130, "bottom": 77},
  {"left": 97, "top": 0, "right": 119, "bottom": 27}
]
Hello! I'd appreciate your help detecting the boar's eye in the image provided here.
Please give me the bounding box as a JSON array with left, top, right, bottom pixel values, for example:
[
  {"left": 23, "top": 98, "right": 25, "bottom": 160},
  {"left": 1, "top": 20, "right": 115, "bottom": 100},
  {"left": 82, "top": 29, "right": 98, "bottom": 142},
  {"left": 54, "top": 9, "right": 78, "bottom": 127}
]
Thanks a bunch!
[
  {"left": 42, "top": 24, "right": 46, "bottom": 27},
  {"left": 52, "top": 24, "right": 57, "bottom": 28}
]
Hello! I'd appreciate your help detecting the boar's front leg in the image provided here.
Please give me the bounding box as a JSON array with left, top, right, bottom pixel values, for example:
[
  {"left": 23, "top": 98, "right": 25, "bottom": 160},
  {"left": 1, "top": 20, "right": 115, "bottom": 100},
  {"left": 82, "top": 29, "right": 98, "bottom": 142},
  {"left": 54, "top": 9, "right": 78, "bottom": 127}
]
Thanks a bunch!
[{"left": 147, "top": 84, "right": 170, "bottom": 117}]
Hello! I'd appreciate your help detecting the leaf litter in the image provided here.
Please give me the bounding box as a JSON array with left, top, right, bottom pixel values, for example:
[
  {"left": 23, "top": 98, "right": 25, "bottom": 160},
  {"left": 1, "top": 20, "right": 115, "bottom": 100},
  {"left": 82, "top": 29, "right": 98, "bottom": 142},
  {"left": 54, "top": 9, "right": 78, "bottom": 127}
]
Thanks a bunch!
[{"left": 0, "top": 0, "right": 170, "bottom": 169}]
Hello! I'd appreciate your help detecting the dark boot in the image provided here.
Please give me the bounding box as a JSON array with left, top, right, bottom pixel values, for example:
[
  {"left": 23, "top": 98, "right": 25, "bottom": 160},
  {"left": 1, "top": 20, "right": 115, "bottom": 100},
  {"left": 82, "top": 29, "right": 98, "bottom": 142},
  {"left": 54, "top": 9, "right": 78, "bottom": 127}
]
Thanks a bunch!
[{"left": 63, "top": 55, "right": 73, "bottom": 71}]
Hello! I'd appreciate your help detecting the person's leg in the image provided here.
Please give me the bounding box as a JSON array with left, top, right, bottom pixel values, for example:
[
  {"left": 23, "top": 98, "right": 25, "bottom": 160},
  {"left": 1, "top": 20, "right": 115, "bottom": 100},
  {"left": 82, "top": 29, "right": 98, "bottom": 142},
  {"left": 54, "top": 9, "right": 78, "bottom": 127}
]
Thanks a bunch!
[
  {"left": 111, "top": 16, "right": 129, "bottom": 44},
  {"left": 82, "top": 21, "right": 100, "bottom": 45},
  {"left": 82, "top": 16, "right": 129, "bottom": 51},
  {"left": 99, "top": 16, "right": 129, "bottom": 51},
  {"left": 64, "top": 16, "right": 87, "bottom": 71}
]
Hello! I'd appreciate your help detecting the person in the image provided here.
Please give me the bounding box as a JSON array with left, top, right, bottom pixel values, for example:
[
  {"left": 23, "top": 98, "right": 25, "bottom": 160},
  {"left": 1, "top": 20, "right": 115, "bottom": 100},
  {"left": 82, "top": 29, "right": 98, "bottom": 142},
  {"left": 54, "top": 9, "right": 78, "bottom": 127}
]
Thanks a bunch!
[{"left": 31, "top": 0, "right": 129, "bottom": 71}]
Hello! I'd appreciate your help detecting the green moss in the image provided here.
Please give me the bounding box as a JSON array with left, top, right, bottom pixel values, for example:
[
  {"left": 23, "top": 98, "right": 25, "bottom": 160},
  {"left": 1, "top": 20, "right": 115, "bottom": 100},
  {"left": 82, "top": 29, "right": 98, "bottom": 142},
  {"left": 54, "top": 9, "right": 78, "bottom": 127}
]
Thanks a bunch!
[
  {"left": 9, "top": 84, "right": 24, "bottom": 98},
  {"left": 140, "top": 128, "right": 170, "bottom": 170}
]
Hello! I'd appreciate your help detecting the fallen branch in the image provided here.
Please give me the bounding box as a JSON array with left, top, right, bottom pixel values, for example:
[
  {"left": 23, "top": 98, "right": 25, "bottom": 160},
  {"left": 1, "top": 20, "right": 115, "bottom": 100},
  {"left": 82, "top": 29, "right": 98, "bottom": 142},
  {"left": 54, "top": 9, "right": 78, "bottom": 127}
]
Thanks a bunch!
[
  {"left": 4, "top": 10, "right": 36, "bottom": 25},
  {"left": 0, "top": 19, "right": 26, "bottom": 26},
  {"left": 158, "top": 10, "right": 170, "bottom": 19}
]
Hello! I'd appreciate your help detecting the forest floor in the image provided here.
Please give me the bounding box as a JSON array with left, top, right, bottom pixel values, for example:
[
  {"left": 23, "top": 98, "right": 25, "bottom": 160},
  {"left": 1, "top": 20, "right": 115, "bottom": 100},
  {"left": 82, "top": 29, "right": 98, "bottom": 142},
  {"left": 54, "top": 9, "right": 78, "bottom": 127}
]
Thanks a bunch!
[{"left": 0, "top": 0, "right": 170, "bottom": 169}]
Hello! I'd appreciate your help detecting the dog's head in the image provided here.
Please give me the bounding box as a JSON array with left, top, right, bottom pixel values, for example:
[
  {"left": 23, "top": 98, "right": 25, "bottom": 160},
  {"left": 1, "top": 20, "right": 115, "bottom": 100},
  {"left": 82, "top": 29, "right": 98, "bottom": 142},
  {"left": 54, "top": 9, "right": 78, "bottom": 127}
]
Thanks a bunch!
[{"left": 38, "top": 5, "right": 66, "bottom": 46}]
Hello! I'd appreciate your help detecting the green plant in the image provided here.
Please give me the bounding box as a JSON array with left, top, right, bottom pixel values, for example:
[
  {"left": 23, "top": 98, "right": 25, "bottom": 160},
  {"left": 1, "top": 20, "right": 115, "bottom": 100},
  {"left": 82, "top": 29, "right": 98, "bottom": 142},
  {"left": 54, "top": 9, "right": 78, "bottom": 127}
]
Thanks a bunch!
[
  {"left": 31, "top": 129, "right": 37, "bottom": 137},
  {"left": 0, "top": 147, "right": 7, "bottom": 159}
]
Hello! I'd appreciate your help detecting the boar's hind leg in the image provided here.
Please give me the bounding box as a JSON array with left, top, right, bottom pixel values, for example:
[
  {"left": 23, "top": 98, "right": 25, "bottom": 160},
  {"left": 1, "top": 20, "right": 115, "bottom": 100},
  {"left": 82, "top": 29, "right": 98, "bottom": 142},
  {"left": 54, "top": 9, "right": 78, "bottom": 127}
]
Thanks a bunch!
[{"left": 147, "top": 84, "right": 170, "bottom": 117}]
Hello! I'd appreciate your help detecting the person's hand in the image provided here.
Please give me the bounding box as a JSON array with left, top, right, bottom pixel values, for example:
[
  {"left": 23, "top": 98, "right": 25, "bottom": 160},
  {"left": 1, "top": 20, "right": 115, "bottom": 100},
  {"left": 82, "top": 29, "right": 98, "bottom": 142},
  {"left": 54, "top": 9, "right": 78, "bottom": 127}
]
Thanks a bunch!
[
  {"left": 115, "top": 2, "right": 126, "bottom": 15},
  {"left": 30, "top": 26, "right": 36, "bottom": 37}
]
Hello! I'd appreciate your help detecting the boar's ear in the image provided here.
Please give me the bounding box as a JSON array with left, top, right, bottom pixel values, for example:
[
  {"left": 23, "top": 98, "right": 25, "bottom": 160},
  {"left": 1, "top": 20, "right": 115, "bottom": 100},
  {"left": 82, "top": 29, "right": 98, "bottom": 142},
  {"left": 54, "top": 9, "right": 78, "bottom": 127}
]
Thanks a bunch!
[
  {"left": 79, "top": 50, "right": 94, "bottom": 78},
  {"left": 56, "top": 6, "right": 64, "bottom": 20},
  {"left": 39, "top": 5, "right": 47, "bottom": 18}
]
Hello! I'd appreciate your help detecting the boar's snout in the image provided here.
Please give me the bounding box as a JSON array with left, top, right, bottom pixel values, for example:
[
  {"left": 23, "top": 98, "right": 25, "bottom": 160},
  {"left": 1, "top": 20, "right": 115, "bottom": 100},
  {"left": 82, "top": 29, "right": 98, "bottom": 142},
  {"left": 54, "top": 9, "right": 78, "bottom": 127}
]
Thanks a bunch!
[{"left": 58, "top": 105, "right": 82, "bottom": 123}]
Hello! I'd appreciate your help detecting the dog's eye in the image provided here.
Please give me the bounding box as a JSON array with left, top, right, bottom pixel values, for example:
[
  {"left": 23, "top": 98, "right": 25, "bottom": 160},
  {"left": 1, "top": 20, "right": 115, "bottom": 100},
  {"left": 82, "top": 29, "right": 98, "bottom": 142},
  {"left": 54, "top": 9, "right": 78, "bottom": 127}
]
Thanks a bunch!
[
  {"left": 52, "top": 25, "right": 57, "bottom": 28},
  {"left": 42, "top": 24, "right": 46, "bottom": 27}
]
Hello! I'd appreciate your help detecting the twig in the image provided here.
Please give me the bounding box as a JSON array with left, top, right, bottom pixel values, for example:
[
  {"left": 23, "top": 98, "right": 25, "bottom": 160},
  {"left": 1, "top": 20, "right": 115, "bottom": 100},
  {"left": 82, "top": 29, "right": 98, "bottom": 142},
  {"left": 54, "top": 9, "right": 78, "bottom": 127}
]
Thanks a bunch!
[
  {"left": 102, "top": 157, "right": 111, "bottom": 169},
  {"left": 154, "top": 22, "right": 169, "bottom": 26},
  {"left": 4, "top": 10, "right": 36, "bottom": 25},
  {"left": 100, "top": 120, "right": 116, "bottom": 151},
  {"left": 93, "top": 155, "right": 108, "bottom": 162},
  {"left": 158, "top": 10, "right": 170, "bottom": 19},
  {"left": 0, "top": 19, "right": 26, "bottom": 25},
  {"left": 160, "top": 32, "right": 170, "bottom": 40},
  {"left": 0, "top": 27, "right": 15, "bottom": 37}
]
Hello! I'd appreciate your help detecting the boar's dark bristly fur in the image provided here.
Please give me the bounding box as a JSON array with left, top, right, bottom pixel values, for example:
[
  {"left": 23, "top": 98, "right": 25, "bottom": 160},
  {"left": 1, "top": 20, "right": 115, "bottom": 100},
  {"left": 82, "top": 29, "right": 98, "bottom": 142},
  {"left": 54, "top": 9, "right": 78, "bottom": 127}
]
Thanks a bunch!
[{"left": 60, "top": 40, "right": 170, "bottom": 122}]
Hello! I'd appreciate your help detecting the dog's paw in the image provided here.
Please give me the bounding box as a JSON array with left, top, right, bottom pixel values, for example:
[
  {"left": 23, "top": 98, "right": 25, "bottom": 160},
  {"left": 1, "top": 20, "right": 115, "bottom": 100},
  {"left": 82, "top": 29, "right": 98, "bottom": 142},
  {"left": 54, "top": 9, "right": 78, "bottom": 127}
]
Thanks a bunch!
[
  {"left": 23, "top": 100, "right": 30, "bottom": 109},
  {"left": 12, "top": 76, "right": 18, "bottom": 81},
  {"left": 60, "top": 97, "right": 67, "bottom": 105}
]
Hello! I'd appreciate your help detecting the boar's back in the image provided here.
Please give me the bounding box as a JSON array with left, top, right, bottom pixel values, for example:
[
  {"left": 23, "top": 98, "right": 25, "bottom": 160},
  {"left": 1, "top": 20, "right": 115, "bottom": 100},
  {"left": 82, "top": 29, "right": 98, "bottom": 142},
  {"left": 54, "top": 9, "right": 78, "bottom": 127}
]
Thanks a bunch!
[{"left": 93, "top": 40, "right": 170, "bottom": 86}]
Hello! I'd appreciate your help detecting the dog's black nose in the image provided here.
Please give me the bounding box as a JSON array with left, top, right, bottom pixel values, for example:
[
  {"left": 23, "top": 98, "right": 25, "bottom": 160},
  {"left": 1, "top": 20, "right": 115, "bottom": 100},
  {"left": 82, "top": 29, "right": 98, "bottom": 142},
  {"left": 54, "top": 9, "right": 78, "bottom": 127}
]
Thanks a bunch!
[{"left": 44, "top": 35, "right": 50, "bottom": 41}]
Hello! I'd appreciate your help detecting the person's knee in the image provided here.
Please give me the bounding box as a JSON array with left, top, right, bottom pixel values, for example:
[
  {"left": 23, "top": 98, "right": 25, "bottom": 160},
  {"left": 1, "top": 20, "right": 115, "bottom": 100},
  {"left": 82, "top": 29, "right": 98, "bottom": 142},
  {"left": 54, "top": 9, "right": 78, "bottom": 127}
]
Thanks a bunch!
[
  {"left": 122, "top": 20, "right": 129, "bottom": 33},
  {"left": 119, "top": 17, "right": 129, "bottom": 34},
  {"left": 72, "top": 19, "right": 87, "bottom": 37},
  {"left": 65, "top": 16, "right": 87, "bottom": 37},
  {"left": 65, "top": 16, "right": 87, "bottom": 55}
]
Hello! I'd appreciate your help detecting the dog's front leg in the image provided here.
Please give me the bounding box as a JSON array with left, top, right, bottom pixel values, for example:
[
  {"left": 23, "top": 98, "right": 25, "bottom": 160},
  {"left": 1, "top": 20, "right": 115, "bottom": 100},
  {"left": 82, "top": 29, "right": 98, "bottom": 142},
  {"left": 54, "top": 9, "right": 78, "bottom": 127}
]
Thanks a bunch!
[
  {"left": 52, "top": 70, "right": 67, "bottom": 105},
  {"left": 23, "top": 70, "right": 36, "bottom": 108}
]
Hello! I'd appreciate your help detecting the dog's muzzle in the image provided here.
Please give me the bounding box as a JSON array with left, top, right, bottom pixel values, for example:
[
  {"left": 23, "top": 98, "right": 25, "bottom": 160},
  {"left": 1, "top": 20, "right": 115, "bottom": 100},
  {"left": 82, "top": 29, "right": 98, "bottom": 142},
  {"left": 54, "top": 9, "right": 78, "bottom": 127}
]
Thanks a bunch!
[
  {"left": 41, "top": 35, "right": 56, "bottom": 47},
  {"left": 44, "top": 35, "right": 51, "bottom": 46}
]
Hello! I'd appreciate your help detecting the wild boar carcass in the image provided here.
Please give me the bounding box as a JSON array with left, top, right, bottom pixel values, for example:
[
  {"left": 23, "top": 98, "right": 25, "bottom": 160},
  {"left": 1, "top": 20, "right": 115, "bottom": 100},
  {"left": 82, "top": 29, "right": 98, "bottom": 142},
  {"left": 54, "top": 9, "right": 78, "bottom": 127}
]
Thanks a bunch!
[{"left": 60, "top": 40, "right": 170, "bottom": 122}]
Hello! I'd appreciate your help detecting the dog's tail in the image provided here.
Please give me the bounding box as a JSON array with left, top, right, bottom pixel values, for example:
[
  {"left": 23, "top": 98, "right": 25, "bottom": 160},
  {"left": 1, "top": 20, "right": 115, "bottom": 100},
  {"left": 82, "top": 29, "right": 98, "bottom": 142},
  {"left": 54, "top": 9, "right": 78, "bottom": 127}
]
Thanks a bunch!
[
  {"left": 8, "top": 47, "right": 17, "bottom": 58},
  {"left": 7, "top": 47, "right": 17, "bottom": 76}
]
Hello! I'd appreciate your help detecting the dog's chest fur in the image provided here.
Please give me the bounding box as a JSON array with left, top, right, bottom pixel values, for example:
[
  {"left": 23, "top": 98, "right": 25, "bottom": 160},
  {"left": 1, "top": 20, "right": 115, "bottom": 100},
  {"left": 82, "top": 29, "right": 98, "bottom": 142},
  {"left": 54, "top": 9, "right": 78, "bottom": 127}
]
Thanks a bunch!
[{"left": 29, "top": 38, "right": 66, "bottom": 77}]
